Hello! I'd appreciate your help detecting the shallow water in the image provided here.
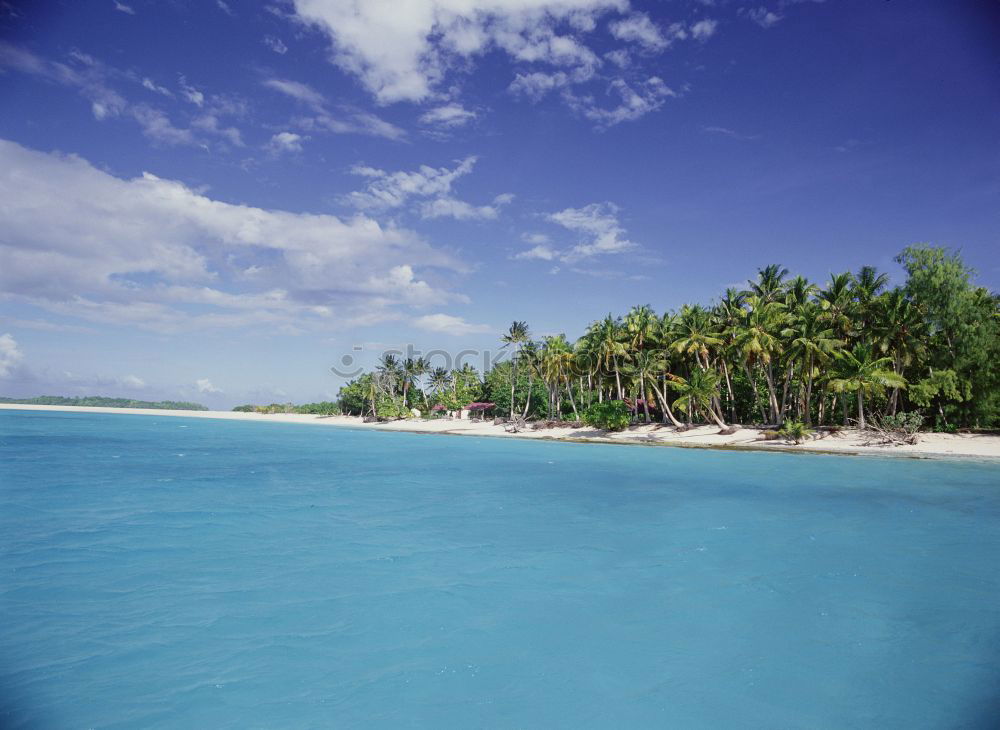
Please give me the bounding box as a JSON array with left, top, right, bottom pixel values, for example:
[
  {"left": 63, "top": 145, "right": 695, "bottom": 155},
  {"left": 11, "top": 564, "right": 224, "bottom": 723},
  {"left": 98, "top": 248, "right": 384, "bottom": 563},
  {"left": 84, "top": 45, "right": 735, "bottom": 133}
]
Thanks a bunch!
[{"left": 2, "top": 409, "right": 1000, "bottom": 728}]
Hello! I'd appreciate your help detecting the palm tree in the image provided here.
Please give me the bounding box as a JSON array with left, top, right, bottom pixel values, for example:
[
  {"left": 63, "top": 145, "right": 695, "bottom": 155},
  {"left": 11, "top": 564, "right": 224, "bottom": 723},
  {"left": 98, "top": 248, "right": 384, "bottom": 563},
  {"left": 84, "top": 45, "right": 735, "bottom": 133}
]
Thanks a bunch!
[
  {"left": 595, "top": 315, "right": 627, "bottom": 400},
  {"left": 873, "top": 289, "right": 926, "bottom": 414},
  {"left": 672, "top": 305, "right": 722, "bottom": 371},
  {"left": 783, "top": 302, "right": 843, "bottom": 424},
  {"left": 818, "top": 272, "right": 855, "bottom": 341},
  {"left": 784, "top": 275, "right": 818, "bottom": 309},
  {"left": 624, "top": 304, "right": 657, "bottom": 351},
  {"left": 734, "top": 297, "right": 787, "bottom": 423},
  {"left": 851, "top": 265, "right": 890, "bottom": 306},
  {"left": 829, "top": 344, "right": 907, "bottom": 428},
  {"left": 748, "top": 264, "right": 789, "bottom": 303},
  {"left": 375, "top": 354, "right": 401, "bottom": 397},
  {"left": 851, "top": 266, "right": 890, "bottom": 343},
  {"left": 625, "top": 349, "right": 662, "bottom": 423},
  {"left": 713, "top": 288, "right": 746, "bottom": 422},
  {"left": 400, "top": 356, "right": 429, "bottom": 408},
  {"left": 500, "top": 321, "right": 530, "bottom": 418},
  {"left": 428, "top": 367, "right": 452, "bottom": 398},
  {"left": 670, "top": 368, "right": 728, "bottom": 428}
]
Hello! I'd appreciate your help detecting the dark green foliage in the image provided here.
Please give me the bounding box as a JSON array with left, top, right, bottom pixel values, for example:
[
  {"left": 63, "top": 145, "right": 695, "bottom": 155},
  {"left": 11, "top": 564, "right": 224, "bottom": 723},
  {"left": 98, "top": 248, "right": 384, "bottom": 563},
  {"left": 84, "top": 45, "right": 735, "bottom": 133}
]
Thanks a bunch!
[
  {"left": 232, "top": 401, "right": 341, "bottom": 415},
  {"left": 878, "top": 411, "right": 923, "bottom": 435},
  {"left": 777, "top": 420, "right": 813, "bottom": 444},
  {"left": 583, "top": 400, "right": 631, "bottom": 431},
  {"left": 295, "top": 402, "right": 340, "bottom": 415},
  {"left": 0, "top": 395, "right": 208, "bottom": 410},
  {"left": 324, "top": 245, "right": 998, "bottom": 432}
]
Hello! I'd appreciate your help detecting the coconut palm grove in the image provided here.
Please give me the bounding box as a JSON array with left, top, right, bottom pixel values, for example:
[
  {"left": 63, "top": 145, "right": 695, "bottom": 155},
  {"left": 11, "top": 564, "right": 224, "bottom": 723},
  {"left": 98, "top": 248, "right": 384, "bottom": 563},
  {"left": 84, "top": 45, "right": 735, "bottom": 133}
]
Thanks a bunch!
[{"left": 324, "top": 245, "right": 999, "bottom": 434}]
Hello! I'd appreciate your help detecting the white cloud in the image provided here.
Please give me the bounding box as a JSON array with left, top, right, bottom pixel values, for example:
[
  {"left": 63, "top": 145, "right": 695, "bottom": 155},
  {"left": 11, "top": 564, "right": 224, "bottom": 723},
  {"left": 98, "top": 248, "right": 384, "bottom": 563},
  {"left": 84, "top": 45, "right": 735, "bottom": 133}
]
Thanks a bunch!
[
  {"left": 217, "top": 0, "right": 234, "bottom": 15},
  {"left": 264, "top": 36, "right": 289, "bottom": 54},
  {"left": 420, "top": 194, "right": 512, "bottom": 221},
  {"left": 508, "top": 71, "right": 570, "bottom": 101},
  {"left": 0, "top": 139, "right": 468, "bottom": 333},
  {"left": 747, "top": 7, "right": 782, "bottom": 28},
  {"left": 567, "top": 76, "right": 675, "bottom": 128},
  {"left": 609, "top": 13, "right": 667, "bottom": 52},
  {"left": 413, "top": 313, "right": 491, "bottom": 335},
  {"left": 419, "top": 103, "right": 477, "bottom": 128},
  {"left": 0, "top": 45, "right": 245, "bottom": 149},
  {"left": 113, "top": 1, "right": 135, "bottom": 15},
  {"left": 346, "top": 156, "right": 477, "bottom": 209},
  {"left": 0, "top": 42, "right": 128, "bottom": 122},
  {"left": 521, "top": 232, "right": 550, "bottom": 244},
  {"left": 703, "top": 125, "right": 760, "bottom": 140},
  {"left": 192, "top": 114, "right": 244, "bottom": 146},
  {"left": 263, "top": 78, "right": 327, "bottom": 111},
  {"left": 513, "top": 203, "right": 637, "bottom": 264},
  {"left": 604, "top": 49, "right": 629, "bottom": 68},
  {"left": 178, "top": 75, "right": 204, "bottom": 106},
  {"left": 690, "top": 18, "right": 718, "bottom": 41},
  {"left": 268, "top": 131, "right": 306, "bottom": 153},
  {"left": 0, "top": 333, "right": 24, "bottom": 377},
  {"left": 343, "top": 156, "right": 509, "bottom": 219},
  {"left": 142, "top": 77, "right": 173, "bottom": 97},
  {"left": 548, "top": 202, "right": 635, "bottom": 260},
  {"left": 122, "top": 374, "right": 146, "bottom": 388},
  {"left": 288, "top": 0, "right": 628, "bottom": 103},
  {"left": 263, "top": 77, "right": 407, "bottom": 140},
  {"left": 131, "top": 104, "right": 196, "bottom": 145},
  {"left": 514, "top": 245, "right": 558, "bottom": 261},
  {"left": 196, "top": 378, "right": 221, "bottom": 393}
]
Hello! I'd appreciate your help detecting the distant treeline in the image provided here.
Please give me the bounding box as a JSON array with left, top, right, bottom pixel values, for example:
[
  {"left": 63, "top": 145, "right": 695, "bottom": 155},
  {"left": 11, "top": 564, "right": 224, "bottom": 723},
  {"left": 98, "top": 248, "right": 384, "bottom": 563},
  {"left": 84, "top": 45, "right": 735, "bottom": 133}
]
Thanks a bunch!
[
  {"left": 233, "top": 401, "right": 339, "bottom": 415},
  {"left": 0, "top": 396, "right": 209, "bottom": 411}
]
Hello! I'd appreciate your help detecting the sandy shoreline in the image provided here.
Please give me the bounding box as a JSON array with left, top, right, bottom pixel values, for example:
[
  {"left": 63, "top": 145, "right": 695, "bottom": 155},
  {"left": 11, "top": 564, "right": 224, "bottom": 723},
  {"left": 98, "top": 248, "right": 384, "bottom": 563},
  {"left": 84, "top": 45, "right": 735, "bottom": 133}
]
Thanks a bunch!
[{"left": 3, "top": 403, "right": 1000, "bottom": 461}]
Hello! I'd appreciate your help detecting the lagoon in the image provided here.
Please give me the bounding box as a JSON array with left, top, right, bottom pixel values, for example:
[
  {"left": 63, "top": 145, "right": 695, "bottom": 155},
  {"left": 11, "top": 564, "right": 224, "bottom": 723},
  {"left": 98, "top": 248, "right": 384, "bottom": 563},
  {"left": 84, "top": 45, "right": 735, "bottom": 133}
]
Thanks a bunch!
[{"left": 2, "top": 409, "right": 999, "bottom": 728}]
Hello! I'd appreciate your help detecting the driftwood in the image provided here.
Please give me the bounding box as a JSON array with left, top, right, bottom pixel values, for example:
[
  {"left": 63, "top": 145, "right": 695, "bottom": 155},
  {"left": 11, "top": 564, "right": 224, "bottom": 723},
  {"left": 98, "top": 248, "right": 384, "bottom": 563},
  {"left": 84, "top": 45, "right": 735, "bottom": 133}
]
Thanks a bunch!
[
  {"left": 531, "top": 420, "right": 585, "bottom": 430},
  {"left": 859, "top": 423, "right": 920, "bottom": 447},
  {"left": 504, "top": 416, "right": 527, "bottom": 433}
]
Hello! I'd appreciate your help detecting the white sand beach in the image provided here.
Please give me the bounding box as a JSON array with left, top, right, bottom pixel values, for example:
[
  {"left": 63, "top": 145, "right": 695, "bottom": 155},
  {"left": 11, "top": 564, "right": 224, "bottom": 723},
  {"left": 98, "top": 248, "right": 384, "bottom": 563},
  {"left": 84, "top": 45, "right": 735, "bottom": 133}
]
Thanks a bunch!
[{"left": 4, "top": 404, "right": 1000, "bottom": 461}]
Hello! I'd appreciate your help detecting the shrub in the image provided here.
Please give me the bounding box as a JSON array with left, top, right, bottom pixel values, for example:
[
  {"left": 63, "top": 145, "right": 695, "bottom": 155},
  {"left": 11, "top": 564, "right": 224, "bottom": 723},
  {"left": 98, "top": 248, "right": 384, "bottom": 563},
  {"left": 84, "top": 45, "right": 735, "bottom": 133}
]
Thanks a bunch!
[
  {"left": 375, "top": 395, "right": 409, "bottom": 420},
  {"left": 778, "top": 420, "right": 813, "bottom": 444},
  {"left": 583, "top": 400, "right": 631, "bottom": 432},
  {"left": 880, "top": 411, "right": 923, "bottom": 435}
]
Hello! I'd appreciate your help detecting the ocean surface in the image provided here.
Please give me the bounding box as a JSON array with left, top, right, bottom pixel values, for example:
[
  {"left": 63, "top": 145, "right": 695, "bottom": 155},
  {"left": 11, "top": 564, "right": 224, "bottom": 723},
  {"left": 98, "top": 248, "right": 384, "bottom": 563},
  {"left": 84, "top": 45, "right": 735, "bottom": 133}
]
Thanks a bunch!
[{"left": 2, "top": 409, "right": 1000, "bottom": 729}]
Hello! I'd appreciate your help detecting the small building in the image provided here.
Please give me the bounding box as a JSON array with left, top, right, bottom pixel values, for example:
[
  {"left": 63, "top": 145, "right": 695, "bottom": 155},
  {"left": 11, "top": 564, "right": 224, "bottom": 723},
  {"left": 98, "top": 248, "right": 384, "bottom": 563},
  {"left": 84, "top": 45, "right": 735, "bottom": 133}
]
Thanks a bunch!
[{"left": 465, "top": 402, "right": 496, "bottom": 421}]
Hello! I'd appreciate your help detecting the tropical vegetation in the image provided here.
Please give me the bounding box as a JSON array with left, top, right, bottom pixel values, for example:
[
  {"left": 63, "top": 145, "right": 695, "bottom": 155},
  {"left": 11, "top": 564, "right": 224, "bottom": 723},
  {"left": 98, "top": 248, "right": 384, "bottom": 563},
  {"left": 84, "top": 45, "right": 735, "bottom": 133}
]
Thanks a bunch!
[
  {"left": 0, "top": 395, "right": 208, "bottom": 410},
  {"left": 334, "top": 246, "right": 998, "bottom": 431}
]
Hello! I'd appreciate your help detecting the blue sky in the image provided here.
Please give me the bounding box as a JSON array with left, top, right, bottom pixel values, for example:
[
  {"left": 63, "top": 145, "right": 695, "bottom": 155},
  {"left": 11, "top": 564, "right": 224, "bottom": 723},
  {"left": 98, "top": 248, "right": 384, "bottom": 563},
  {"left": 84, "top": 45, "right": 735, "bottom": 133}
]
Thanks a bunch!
[{"left": 0, "top": 0, "right": 997, "bottom": 408}]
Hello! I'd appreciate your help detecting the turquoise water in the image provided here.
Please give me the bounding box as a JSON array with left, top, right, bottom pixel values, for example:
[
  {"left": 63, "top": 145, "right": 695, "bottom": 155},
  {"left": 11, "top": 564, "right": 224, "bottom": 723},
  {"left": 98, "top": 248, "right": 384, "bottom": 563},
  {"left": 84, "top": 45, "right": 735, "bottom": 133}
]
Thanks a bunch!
[{"left": 2, "top": 410, "right": 1000, "bottom": 728}]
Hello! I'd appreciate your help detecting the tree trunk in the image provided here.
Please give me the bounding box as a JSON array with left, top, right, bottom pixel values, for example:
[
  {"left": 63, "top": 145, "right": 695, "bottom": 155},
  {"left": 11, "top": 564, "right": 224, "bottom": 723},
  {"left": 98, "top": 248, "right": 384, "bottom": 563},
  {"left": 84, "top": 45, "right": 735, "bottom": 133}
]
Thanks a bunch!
[
  {"left": 804, "top": 362, "right": 814, "bottom": 426},
  {"left": 650, "top": 381, "right": 684, "bottom": 428},
  {"left": 721, "top": 359, "right": 736, "bottom": 423},
  {"left": 765, "top": 364, "right": 779, "bottom": 424},
  {"left": 778, "top": 363, "right": 793, "bottom": 426},
  {"left": 640, "top": 374, "right": 650, "bottom": 423},
  {"left": 889, "top": 354, "right": 901, "bottom": 415},
  {"left": 565, "top": 376, "right": 580, "bottom": 420},
  {"left": 857, "top": 388, "right": 866, "bottom": 429},
  {"left": 704, "top": 404, "right": 728, "bottom": 429},
  {"left": 509, "top": 361, "right": 516, "bottom": 419},
  {"left": 744, "top": 363, "right": 767, "bottom": 424}
]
